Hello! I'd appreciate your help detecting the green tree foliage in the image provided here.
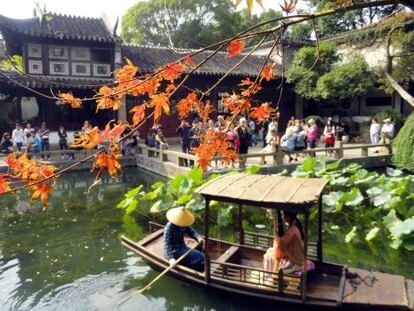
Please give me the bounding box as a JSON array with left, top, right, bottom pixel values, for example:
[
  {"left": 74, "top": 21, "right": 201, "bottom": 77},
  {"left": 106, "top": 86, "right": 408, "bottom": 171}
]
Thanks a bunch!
[
  {"left": 315, "top": 55, "right": 375, "bottom": 100},
  {"left": 304, "top": 0, "right": 401, "bottom": 38},
  {"left": 286, "top": 42, "right": 338, "bottom": 99},
  {"left": 287, "top": 43, "right": 374, "bottom": 101},
  {"left": 393, "top": 113, "right": 414, "bottom": 172},
  {"left": 1, "top": 55, "right": 23, "bottom": 72},
  {"left": 121, "top": 0, "right": 282, "bottom": 48},
  {"left": 381, "top": 27, "right": 414, "bottom": 94}
]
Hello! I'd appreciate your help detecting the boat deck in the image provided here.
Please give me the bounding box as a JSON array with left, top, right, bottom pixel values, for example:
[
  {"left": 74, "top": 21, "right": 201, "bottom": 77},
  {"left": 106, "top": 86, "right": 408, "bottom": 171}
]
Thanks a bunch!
[
  {"left": 126, "top": 230, "right": 414, "bottom": 310},
  {"left": 343, "top": 267, "right": 413, "bottom": 310}
]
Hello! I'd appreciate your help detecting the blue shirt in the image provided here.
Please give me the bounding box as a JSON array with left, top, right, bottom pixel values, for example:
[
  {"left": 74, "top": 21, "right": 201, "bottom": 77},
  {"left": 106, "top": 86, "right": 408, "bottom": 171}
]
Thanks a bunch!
[
  {"left": 33, "top": 136, "right": 41, "bottom": 152},
  {"left": 163, "top": 222, "right": 200, "bottom": 259}
]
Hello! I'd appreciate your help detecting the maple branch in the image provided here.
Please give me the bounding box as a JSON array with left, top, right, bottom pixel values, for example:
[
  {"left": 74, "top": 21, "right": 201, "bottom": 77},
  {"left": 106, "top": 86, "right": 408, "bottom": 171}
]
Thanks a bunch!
[
  {"left": 304, "top": 18, "right": 320, "bottom": 74},
  {"left": 1, "top": 111, "right": 155, "bottom": 195},
  {"left": 200, "top": 35, "right": 270, "bottom": 100}
]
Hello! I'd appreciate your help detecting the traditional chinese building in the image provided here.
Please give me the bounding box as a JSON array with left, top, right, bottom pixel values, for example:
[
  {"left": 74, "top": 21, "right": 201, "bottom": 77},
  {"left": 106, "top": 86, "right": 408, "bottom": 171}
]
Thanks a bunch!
[{"left": 0, "top": 12, "right": 296, "bottom": 138}]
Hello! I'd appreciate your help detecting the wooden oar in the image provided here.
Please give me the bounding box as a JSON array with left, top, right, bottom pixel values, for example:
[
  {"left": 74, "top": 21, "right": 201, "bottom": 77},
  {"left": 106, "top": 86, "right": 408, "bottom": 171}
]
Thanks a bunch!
[{"left": 119, "top": 241, "right": 202, "bottom": 305}]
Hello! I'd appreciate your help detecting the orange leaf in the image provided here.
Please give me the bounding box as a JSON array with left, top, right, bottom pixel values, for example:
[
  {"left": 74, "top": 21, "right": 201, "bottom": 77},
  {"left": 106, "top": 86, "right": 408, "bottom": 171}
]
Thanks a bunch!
[
  {"left": 58, "top": 92, "right": 82, "bottom": 109},
  {"left": 249, "top": 103, "right": 276, "bottom": 123},
  {"left": 92, "top": 149, "right": 122, "bottom": 178},
  {"left": 31, "top": 183, "right": 53, "bottom": 207},
  {"left": 227, "top": 40, "right": 244, "bottom": 58},
  {"left": 108, "top": 123, "right": 128, "bottom": 140},
  {"left": 192, "top": 129, "right": 236, "bottom": 171},
  {"left": 150, "top": 93, "right": 170, "bottom": 123},
  {"left": 176, "top": 92, "right": 199, "bottom": 120},
  {"left": 183, "top": 56, "right": 195, "bottom": 66},
  {"left": 0, "top": 177, "right": 11, "bottom": 193},
  {"left": 115, "top": 58, "right": 139, "bottom": 83},
  {"left": 95, "top": 86, "right": 123, "bottom": 112},
  {"left": 5, "top": 153, "right": 19, "bottom": 171},
  {"left": 130, "top": 104, "right": 147, "bottom": 125},
  {"left": 238, "top": 78, "right": 254, "bottom": 87},
  {"left": 261, "top": 64, "right": 275, "bottom": 81},
  {"left": 223, "top": 93, "right": 251, "bottom": 115},
  {"left": 71, "top": 126, "right": 104, "bottom": 149},
  {"left": 196, "top": 102, "right": 215, "bottom": 122},
  {"left": 164, "top": 63, "right": 185, "bottom": 82}
]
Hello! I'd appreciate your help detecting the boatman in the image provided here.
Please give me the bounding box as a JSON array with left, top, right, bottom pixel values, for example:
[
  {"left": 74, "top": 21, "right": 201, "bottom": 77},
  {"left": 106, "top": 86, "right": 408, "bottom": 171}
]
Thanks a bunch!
[{"left": 163, "top": 207, "right": 205, "bottom": 272}]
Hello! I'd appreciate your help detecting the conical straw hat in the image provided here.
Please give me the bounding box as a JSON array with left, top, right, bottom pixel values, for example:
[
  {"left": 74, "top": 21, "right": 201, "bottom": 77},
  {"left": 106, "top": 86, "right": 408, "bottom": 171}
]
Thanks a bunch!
[{"left": 166, "top": 207, "right": 194, "bottom": 227}]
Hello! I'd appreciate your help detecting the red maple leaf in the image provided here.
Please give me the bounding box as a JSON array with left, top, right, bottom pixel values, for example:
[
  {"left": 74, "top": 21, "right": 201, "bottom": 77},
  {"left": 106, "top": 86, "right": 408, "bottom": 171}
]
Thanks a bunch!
[
  {"left": 261, "top": 64, "right": 275, "bottom": 81},
  {"left": 150, "top": 93, "right": 170, "bottom": 123},
  {"left": 183, "top": 56, "right": 195, "bottom": 66},
  {"left": 164, "top": 63, "right": 185, "bottom": 82},
  {"left": 249, "top": 103, "right": 277, "bottom": 123},
  {"left": 0, "top": 177, "right": 11, "bottom": 194},
  {"left": 227, "top": 40, "right": 245, "bottom": 58},
  {"left": 130, "top": 104, "right": 146, "bottom": 125},
  {"left": 95, "top": 86, "right": 123, "bottom": 112},
  {"left": 31, "top": 182, "right": 53, "bottom": 207}
]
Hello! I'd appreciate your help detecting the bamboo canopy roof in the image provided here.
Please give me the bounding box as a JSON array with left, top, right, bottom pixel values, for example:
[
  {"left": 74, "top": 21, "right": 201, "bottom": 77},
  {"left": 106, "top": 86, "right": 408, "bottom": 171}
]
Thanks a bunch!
[{"left": 195, "top": 173, "right": 328, "bottom": 213}]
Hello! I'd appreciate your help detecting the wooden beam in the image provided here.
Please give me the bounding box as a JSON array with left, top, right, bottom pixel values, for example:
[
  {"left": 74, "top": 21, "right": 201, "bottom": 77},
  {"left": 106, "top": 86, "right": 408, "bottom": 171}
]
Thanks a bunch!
[
  {"left": 204, "top": 199, "right": 211, "bottom": 284},
  {"left": 317, "top": 197, "right": 323, "bottom": 262},
  {"left": 302, "top": 212, "right": 309, "bottom": 302},
  {"left": 238, "top": 204, "right": 244, "bottom": 245},
  {"left": 385, "top": 73, "right": 414, "bottom": 108}
]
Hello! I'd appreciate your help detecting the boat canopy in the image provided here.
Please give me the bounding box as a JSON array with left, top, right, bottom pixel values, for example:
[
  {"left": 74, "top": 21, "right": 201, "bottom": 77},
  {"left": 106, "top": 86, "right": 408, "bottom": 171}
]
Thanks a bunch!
[{"left": 195, "top": 173, "right": 328, "bottom": 213}]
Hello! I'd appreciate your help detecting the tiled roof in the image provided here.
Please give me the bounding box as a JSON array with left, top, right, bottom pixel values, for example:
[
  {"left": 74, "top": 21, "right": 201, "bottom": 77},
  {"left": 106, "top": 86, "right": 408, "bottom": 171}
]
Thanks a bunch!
[
  {"left": 0, "top": 70, "right": 114, "bottom": 90},
  {"left": 121, "top": 44, "right": 269, "bottom": 77},
  {"left": 0, "top": 13, "right": 118, "bottom": 43}
]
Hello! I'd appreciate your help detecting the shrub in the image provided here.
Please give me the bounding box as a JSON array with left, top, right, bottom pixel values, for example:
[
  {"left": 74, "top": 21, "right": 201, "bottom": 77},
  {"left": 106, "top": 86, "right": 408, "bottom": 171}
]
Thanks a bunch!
[{"left": 393, "top": 113, "right": 414, "bottom": 172}]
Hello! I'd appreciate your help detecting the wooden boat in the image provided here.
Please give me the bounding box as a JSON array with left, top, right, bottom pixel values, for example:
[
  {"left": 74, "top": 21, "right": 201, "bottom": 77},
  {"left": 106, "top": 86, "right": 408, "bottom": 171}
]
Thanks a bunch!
[{"left": 122, "top": 173, "right": 414, "bottom": 310}]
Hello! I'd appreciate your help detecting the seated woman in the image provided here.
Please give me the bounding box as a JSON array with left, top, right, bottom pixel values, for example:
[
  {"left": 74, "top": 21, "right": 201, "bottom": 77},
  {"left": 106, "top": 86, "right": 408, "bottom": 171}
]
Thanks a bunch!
[
  {"left": 264, "top": 211, "right": 314, "bottom": 275},
  {"left": 280, "top": 128, "right": 296, "bottom": 162},
  {"left": 163, "top": 207, "right": 205, "bottom": 272}
]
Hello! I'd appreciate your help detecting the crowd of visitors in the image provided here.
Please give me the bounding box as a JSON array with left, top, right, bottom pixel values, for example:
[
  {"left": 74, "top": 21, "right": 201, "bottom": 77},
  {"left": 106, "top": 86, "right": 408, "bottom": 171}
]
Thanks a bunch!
[
  {"left": 0, "top": 115, "right": 395, "bottom": 165},
  {"left": 165, "top": 114, "right": 396, "bottom": 165},
  {"left": 0, "top": 120, "right": 140, "bottom": 160}
]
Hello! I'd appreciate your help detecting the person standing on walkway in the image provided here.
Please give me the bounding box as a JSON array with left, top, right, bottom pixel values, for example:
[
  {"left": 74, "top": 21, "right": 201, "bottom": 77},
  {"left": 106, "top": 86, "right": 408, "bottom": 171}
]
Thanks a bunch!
[
  {"left": 32, "top": 130, "right": 41, "bottom": 158},
  {"left": 39, "top": 122, "right": 50, "bottom": 160},
  {"left": 306, "top": 119, "right": 319, "bottom": 155},
  {"left": 248, "top": 119, "right": 257, "bottom": 146},
  {"left": 370, "top": 118, "right": 381, "bottom": 152},
  {"left": 177, "top": 120, "right": 191, "bottom": 153},
  {"left": 380, "top": 118, "right": 395, "bottom": 145},
  {"left": 323, "top": 119, "right": 336, "bottom": 154},
  {"left": 155, "top": 128, "right": 168, "bottom": 149},
  {"left": 262, "top": 118, "right": 270, "bottom": 148},
  {"left": 12, "top": 123, "right": 25, "bottom": 152},
  {"left": 177, "top": 120, "right": 191, "bottom": 166},
  {"left": 58, "top": 126, "right": 71, "bottom": 160},
  {"left": 24, "top": 122, "right": 34, "bottom": 146},
  {"left": 235, "top": 118, "right": 251, "bottom": 156}
]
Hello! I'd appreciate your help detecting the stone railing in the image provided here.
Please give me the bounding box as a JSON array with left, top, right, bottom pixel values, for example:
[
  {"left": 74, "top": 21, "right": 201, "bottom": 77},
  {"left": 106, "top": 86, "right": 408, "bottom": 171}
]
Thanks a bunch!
[{"left": 135, "top": 142, "right": 392, "bottom": 170}]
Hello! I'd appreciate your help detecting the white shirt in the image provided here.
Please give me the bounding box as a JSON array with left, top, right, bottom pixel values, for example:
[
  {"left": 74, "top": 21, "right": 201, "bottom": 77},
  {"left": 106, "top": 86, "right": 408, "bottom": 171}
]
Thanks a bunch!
[
  {"left": 370, "top": 123, "right": 381, "bottom": 135},
  {"left": 12, "top": 129, "right": 25, "bottom": 143},
  {"left": 381, "top": 123, "right": 395, "bottom": 138}
]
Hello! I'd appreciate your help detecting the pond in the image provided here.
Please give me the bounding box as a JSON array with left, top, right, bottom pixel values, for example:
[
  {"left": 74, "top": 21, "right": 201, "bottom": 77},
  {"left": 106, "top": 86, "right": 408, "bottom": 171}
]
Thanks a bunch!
[{"left": 0, "top": 168, "right": 413, "bottom": 311}]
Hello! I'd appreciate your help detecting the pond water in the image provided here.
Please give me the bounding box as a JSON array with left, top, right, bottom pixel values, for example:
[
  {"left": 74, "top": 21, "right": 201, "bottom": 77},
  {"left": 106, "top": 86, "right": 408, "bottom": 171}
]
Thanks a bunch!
[{"left": 0, "top": 168, "right": 413, "bottom": 311}]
